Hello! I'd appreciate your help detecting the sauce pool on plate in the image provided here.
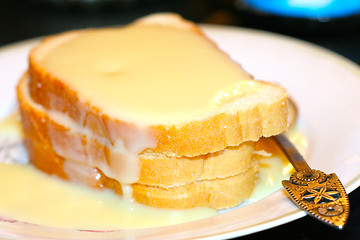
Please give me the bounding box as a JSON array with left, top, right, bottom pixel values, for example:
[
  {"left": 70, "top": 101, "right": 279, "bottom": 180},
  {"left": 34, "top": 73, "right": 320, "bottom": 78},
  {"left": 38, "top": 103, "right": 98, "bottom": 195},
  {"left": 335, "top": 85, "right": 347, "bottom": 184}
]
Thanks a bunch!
[{"left": 0, "top": 113, "right": 309, "bottom": 230}]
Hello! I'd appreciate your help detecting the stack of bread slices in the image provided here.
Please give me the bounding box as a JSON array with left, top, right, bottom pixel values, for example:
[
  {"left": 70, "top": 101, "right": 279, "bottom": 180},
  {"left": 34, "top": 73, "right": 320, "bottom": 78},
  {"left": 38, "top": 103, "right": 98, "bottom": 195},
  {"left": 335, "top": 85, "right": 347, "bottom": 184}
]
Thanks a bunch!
[{"left": 17, "top": 13, "right": 288, "bottom": 209}]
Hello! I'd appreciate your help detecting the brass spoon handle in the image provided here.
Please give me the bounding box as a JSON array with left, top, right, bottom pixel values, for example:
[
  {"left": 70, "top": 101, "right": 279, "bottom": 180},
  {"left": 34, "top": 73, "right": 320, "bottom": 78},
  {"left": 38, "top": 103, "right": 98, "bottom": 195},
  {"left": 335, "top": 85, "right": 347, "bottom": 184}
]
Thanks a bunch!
[
  {"left": 273, "top": 134, "right": 350, "bottom": 229},
  {"left": 273, "top": 134, "right": 310, "bottom": 171}
]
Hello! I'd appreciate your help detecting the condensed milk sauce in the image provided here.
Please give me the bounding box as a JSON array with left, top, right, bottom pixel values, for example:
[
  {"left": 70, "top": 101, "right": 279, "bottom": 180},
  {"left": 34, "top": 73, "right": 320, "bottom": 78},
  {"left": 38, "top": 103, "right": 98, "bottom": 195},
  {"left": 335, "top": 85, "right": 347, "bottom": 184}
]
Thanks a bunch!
[
  {"left": 31, "top": 25, "right": 284, "bottom": 187},
  {"left": 37, "top": 24, "right": 255, "bottom": 125},
  {"left": 0, "top": 113, "right": 309, "bottom": 230}
]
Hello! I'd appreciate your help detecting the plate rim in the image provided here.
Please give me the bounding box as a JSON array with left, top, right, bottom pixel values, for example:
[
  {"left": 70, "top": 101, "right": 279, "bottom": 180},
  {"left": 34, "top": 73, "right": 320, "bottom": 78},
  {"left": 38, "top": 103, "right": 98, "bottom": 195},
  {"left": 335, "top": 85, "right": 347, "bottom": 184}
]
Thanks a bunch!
[{"left": 0, "top": 24, "right": 359, "bottom": 240}]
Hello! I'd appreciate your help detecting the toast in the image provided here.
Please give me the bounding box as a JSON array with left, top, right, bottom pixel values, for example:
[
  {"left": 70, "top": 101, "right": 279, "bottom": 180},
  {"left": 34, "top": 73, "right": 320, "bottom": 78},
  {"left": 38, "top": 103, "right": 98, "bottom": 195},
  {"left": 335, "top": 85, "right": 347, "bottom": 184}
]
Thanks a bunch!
[
  {"left": 18, "top": 74, "right": 255, "bottom": 187},
  {"left": 25, "top": 136, "right": 258, "bottom": 209},
  {"left": 27, "top": 13, "right": 288, "bottom": 158},
  {"left": 17, "top": 13, "right": 288, "bottom": 209}
]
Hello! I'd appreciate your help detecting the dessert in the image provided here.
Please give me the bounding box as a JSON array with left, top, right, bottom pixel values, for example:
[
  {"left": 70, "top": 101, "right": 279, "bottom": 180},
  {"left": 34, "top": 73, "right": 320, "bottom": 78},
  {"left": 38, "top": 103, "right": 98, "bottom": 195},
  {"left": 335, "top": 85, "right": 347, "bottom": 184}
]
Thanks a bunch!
[{"left": 17, "top": 13, "right": 288, "bottom": 209}]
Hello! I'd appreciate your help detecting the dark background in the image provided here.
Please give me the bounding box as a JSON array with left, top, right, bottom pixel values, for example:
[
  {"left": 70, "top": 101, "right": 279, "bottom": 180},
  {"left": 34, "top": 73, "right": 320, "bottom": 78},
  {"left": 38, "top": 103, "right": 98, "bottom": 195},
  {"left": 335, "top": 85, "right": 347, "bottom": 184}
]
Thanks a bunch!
[{"left": 1, "top": 0, "right": 359, "bottom": 239}]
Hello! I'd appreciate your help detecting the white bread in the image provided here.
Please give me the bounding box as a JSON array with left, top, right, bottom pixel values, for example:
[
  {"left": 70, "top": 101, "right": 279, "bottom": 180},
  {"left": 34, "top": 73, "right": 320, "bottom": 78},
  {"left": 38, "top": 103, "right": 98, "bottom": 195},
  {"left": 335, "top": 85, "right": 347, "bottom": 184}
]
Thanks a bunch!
[
  {"left": 27, "top": 13, "right": 288, "bottom": 158},
  {"left": 18, "top": 74, "right": 255, "bottom": 187},
  {"left": 17, "top": 13, "right": 288, "bottom": 209},
  {"left": 25, "top": 136, "right": 258, "bottom": 209}
]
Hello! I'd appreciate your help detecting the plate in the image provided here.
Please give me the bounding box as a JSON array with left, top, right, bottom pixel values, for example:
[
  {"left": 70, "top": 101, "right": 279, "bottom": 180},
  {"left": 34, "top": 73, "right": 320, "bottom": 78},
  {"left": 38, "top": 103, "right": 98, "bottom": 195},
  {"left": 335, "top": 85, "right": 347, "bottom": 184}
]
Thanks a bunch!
[{"left": 0, "top": 25, "right": 360, "bottom": 239}]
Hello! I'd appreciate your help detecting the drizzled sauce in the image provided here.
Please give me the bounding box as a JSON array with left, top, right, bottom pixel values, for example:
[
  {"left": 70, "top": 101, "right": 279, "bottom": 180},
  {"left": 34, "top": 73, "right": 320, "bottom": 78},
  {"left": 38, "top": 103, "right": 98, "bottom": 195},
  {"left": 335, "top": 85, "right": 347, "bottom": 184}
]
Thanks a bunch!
[{"left": 0, "top": 114, "right": 309, "bottom": 230}]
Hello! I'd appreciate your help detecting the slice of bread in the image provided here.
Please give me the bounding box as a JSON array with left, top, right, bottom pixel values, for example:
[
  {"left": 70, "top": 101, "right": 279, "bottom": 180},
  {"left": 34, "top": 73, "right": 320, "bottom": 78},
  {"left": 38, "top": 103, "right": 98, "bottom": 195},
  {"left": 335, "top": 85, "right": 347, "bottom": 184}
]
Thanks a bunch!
[
  {"left": 25, "top": 135, "right": 258, "bottom": 209},
  {"left": 17, "top": 13, "right": 288, "bottom": 209},
  {"left": 27, "top": 13, "right": 288, "bottom": 158},
  {"left": 18, "top": 74, "right": 255, "bottom": 187},
  {"left": 132, "top": 165, "right": 257, "bottom": 209}
]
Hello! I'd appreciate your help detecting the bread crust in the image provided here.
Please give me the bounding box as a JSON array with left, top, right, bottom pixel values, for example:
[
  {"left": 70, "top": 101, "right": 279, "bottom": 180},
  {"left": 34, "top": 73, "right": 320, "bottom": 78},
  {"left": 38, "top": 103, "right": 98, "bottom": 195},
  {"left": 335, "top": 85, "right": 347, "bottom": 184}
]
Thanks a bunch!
[
  {"left": 18, "top": 74, "right": 256, "bottom": 187},
  {"left": 132, "top": 164, "right": 257, "bottom": 209},
  {"left": 25, "top": 134, "right": 257, "bottom": 209},
  {"left": 24, "top": 137, "right": 124, "bottom": 195},
  {"left": 16, "top": 13, "right": 288, "bottom": 209},
  {"left": 27, "top": 13, "right": 288, "bottom": 157}
]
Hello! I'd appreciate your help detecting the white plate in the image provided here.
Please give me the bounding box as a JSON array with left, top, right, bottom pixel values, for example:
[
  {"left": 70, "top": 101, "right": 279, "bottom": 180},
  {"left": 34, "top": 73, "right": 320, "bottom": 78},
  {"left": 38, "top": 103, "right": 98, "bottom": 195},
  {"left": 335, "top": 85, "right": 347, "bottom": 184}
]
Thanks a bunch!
[{"left": 0, "top": 25, "right": 360, "bottom": 239}]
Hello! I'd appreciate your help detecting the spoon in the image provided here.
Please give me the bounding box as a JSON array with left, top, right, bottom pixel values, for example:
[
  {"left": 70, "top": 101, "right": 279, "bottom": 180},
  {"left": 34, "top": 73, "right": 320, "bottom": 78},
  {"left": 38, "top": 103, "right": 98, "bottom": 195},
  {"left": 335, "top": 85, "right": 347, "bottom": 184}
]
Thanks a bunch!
[{"left": 273, "top": 98, "right": 349, "bottom": 229}]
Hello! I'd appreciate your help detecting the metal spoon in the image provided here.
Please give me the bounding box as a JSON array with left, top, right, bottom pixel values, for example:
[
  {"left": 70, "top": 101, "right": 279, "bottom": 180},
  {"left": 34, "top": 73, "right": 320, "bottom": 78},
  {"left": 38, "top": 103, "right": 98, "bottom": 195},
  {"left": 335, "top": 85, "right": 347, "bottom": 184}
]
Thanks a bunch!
[{"left": 273, "top": 98, "right": 349, "bottom": 229}]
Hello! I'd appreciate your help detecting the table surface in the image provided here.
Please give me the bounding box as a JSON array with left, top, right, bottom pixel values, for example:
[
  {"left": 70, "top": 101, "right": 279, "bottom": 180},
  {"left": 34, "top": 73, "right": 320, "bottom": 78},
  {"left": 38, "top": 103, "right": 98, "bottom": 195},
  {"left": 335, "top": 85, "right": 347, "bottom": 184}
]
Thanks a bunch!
[{"left": 1, "top": 0, "right": 360, "bottom": 239}]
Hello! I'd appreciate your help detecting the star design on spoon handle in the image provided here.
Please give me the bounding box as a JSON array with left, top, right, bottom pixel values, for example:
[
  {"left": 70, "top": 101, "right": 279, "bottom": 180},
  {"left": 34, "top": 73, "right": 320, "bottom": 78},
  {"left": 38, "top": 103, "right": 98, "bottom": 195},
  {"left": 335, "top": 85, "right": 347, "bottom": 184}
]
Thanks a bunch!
[
  {"left": 282, "top": 170, "right": 349, "bottom": 229},
  {"left": 302, "top": 187, "right": 339, "bottom": 204}
]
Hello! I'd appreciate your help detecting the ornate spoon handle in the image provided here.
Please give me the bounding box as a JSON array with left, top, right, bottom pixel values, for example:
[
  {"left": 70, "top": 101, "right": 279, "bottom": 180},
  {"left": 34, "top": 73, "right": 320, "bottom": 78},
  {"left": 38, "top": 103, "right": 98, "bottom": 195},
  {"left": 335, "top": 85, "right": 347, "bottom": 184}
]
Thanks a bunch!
[{"left": 273, "top": 134, "right": 350, "bottom": 229}]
